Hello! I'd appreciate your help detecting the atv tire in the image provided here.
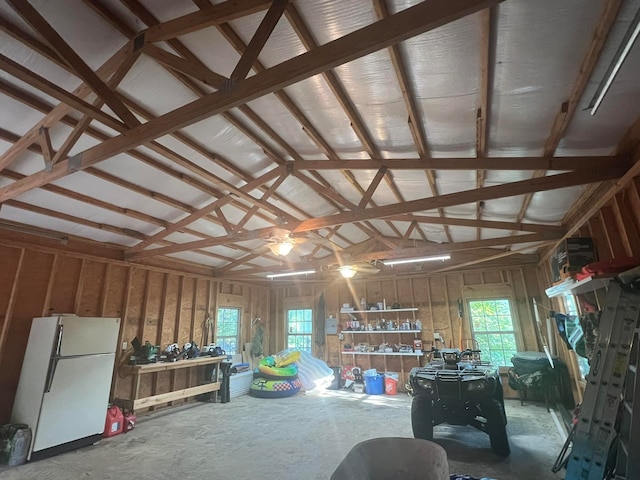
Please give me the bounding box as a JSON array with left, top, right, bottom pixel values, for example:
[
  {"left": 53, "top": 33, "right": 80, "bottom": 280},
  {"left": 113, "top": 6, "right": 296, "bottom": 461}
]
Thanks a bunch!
[
  {"left": 411, "top": 396, "right": 434, "bottom": 440},
  {"left": 483, "top": 399, "right": 510, "bottom": 457}
]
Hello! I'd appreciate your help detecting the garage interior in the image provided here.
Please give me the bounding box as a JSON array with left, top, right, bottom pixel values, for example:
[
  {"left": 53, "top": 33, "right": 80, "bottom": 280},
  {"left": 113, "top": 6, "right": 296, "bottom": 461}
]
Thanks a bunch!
[{"left": 0, "top": 0, "right": 640, "bottom": 478}]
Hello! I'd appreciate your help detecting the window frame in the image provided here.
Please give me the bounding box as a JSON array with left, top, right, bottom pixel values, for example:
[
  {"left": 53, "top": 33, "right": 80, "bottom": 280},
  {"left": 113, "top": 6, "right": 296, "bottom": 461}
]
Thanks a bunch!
[
  {"left": 215, "top": 306, "right": 241, "bottom": 355},
  {"left": 467, "top": 297, "right": 521, "bottom": 367},
  {"left": 286, "top": 307, "right": 314, "bottom": 353}
]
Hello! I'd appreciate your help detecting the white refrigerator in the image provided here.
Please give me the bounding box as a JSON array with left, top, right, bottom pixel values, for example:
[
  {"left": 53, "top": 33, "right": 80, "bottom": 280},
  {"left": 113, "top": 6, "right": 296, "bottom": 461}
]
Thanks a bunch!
[{"left": 11, "top": 315, "right": 120, "bottom": 461}]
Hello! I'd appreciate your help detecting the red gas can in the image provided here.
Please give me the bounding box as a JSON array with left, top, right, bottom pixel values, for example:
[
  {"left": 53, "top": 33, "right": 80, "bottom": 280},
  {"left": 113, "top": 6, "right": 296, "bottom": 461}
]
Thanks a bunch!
[
  {"left": 103, "top": 405, "right": 124, "bottom": 438},
  {"left": 123, "top": 411, "right": 136, "bottom": 433}
]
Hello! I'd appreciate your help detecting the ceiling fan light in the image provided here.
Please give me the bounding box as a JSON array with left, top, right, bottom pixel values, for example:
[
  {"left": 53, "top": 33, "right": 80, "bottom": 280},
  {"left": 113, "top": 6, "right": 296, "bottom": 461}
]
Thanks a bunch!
[
  {"left": 268, "top": 241, "right": 293, "bottom": 256},
  {"left": 339, "top": 265, "right": 357, "bottom": 279}
]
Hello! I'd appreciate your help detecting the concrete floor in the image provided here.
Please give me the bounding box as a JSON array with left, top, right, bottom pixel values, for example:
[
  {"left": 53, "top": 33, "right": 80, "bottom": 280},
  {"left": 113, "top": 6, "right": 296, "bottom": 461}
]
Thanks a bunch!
[{"left": 1, "top": 393, "right": 567, "bottom": 480}]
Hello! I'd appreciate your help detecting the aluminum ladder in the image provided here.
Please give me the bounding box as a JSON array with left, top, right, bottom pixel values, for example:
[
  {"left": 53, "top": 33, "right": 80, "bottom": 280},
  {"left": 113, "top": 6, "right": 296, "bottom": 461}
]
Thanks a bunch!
[{"left": 565, "top": 281, "right": 640, "bottom": 480}]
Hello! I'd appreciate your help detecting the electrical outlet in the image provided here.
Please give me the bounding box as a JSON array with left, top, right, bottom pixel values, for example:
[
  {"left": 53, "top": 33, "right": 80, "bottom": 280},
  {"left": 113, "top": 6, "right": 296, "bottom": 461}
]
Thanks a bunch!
[
  {"left": 122, "top": 341, "right": 127, "bottom": 350},
  {"left": 433, "top": 333, "right": 442, "bottom": 341}
]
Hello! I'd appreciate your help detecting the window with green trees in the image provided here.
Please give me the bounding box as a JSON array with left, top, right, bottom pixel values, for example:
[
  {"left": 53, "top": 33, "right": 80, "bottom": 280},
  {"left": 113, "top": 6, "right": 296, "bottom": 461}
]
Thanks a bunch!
[
  {"left": 216, "top": 307, "right": 240, "bottom": 354},
  {"left": 468, "top": 298, "right": 518, "bottom": 366},
  {"left": 287, "top": 308, "right": 313, "bottom": 353}
]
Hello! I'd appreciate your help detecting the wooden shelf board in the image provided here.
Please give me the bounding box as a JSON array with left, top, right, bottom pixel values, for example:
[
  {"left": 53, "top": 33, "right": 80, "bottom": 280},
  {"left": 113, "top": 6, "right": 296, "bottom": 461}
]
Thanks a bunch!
[
  {"left": 545, "top": 275, "right": 614, "bottom": 298},
  {"left": 340, "top": 308, "right": 418, "bottom": 314},
  {"left": 344, "top": 330, "right": 421, "bottom": 334},
  {"left": 341, "top": 351, "right": 422, "bottom": 356}
]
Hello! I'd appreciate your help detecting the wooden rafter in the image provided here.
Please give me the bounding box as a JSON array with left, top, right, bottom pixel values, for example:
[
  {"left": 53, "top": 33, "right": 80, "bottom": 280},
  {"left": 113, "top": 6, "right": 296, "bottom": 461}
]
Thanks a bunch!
[
  {"left": 476, "top": 7, "right": 493, "bottom": 240},
  {"left": 7, "top": 0, "right": 139, "bottom": 127},
  {"left": 371, "top": 0, "right": 452, "bottom": 243},
  {"left": 293, "top": 166, "right": 629, "bottom": 232},
  {"left": 144, "top": 0, "right": 273, "bottom": 43},
  {"left": 513, "top": 0, "right": 623, "bottom": 228},
  {"left": 292, "top": 156, "right": 622, "bottom": 171},
  {"left": 229, "top": 0, "right": 288, "bottom": 83},
  {"left": 131, "top": 168, "right": 614, "bottom": 262},
  {"left": 385, "top": 214, "right": 566, "bottom": 234},
  {"left": 126, "top": 168, "right": 285, "bottom": 254}
]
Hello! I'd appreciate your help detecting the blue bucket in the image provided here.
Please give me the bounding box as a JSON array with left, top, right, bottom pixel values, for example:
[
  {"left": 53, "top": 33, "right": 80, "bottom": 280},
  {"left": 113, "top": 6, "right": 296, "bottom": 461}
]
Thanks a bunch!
[{"left": 364, "top": 374, "right": 384, "bottom": 395}]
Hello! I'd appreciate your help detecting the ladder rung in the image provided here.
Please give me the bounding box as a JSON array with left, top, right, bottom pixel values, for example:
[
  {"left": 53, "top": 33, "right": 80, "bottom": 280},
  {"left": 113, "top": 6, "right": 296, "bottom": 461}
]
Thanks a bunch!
[
  {"left": 630, "top": 365, "right": 637, "bottom": 374},
  {"left": 624, "top": 401, "right": 633, "bottom": 414},
  {"left": 620, "top": 438, "right": 629, "bottom": 457}
]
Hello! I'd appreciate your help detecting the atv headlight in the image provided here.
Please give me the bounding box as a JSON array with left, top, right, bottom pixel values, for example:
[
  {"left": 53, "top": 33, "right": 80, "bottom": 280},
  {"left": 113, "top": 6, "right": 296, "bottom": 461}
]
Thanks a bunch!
[
  {"left": 467, "top": 380, "right": 486, "bottom": 391},
  {"left": 414, "top": 377, "right": 435, "bottom": 394}
]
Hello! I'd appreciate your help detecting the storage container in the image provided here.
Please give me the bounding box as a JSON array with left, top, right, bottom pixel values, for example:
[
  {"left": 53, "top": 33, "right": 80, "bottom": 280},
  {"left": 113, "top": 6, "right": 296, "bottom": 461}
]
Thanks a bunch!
[
  {"left": 0, "top": 424, "right": 31, "bottom": 466},
  {"left": 229, "top": 370, "right": 254, "bottom": 398},
  {"left": 364, "top": 374, "right": 384, "bottom": 395},
  {"left": 103, "top": 406, "right": 123, "bottom": 438}
]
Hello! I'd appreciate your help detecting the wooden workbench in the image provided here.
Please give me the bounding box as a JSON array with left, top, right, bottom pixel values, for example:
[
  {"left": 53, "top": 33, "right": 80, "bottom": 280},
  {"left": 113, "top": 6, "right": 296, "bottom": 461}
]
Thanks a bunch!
[{"left": 128, "top": 356, "right": 226, "bottom": 411}]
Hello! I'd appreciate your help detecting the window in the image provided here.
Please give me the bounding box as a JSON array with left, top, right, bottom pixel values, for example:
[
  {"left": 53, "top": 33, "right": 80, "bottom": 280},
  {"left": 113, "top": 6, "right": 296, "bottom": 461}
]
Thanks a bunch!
[
  {"left": 469, "top": 298, "right": 518, "bottom": 367},
  {"left": 216, "top": 307, "right": 240, "bottom": 355},
  {"left": 287, "top": 308, "right": 313, "bottom": 353}
]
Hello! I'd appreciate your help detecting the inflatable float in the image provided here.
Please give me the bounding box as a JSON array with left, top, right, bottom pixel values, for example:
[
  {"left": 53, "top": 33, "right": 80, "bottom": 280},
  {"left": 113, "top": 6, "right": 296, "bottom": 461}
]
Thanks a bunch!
[
  {"left": 257, "top": 363, "right": 298, "bottom": 380},
  {"left": 249, "top": 377, "right": 302, "bottom": 398}
]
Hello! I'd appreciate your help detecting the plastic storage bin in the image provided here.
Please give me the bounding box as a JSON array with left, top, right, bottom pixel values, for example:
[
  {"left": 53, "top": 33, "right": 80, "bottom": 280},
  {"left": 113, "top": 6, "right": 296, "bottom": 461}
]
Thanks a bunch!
[{"left": 364, "top": 374, "right": 384, "bottom": 395}]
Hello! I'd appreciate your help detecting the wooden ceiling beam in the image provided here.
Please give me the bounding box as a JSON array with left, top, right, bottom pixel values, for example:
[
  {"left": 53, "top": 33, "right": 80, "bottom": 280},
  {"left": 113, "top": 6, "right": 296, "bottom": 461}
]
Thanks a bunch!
[
  {"left": 358, "top": 167, "right": 387, "bottom": 209},
  {"left": 126, "top": 160, "right": 620, "bottom": 264},
  {"left": 476, "top": 7, "right": 493, "bottom": 240},
  {"left": 229, "top": 0, "right": 288, "bottom": 83},
  {"left": 144, "top": 0, "right": 273, "bottom": 43},
  {"left": 7, "top": 0, "right": 139, "bottom": 127},
  {"left": 0, "top": 34, "right": 132, "bottom": 172},
  {"left": 0, "top": 13, "right": 291, "bottom": 233},
  {"left": 514, "top": 0, "right": 623, "bottom": 228},
  {"left": 386, "top": 213, "right": 566, "bottom": 234},
  {"left": 372, "top": 0, "right": 451, "bottom": 243},
  {"left": 0, "top": 0, "right": 503, "bottom": 202},
  {"left": 127, "top": 225, "right": 291, "bottom": 261},
  {"left": 292, "top": 156, "right": 621, "bottom": 171},
  {"left": 38, "top": 127, "right": 54, "bottom": 167},
  {"left": 52, "top": 51, "right": 141, "bottom": 166},
  {"left": 430, "top": 244, "right": 547, "bottom": 275},
  {"left": 293, "top": 166, "right": 629, "bottom": 232},
  {"left": 126, "top": 167, "right": 285, "bottom": 254},
  {"left": 286, "top": 1, "right": 409, "bottom": 233}
]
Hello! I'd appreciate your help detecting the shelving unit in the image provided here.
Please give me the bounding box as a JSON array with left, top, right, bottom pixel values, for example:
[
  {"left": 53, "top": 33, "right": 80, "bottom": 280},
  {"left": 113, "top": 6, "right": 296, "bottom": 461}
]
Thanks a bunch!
[
  {"left": 544, "top": 275, "right": 613, "bottom": 298},
  {"left": 339, "top": 307, "right": 423, "bottom": 391}
]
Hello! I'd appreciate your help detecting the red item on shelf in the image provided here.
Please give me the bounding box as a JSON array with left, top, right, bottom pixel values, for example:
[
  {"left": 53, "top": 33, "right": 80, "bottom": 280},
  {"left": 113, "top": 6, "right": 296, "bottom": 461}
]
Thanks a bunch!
[{"left": 574, "top": 257, "right": 640, "bottom": 281}]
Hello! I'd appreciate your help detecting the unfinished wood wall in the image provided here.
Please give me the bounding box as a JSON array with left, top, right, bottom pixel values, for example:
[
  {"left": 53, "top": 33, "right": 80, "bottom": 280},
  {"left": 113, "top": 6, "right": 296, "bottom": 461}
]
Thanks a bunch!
[
  {"left": 537, "top": 176, "right": 640, "bottom": 403},
  {"left": 270, "top": 265, "right": 543, "bottom": 392},
  {"left": 0, "top": 242, "right": 268, "bottom": 423}
]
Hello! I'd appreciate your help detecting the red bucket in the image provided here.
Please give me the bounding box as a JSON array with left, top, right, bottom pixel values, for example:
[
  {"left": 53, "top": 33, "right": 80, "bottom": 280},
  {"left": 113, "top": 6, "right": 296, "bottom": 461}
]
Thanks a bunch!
[{"left": 385, "top": 376, "right": 398, "bottom": 395}]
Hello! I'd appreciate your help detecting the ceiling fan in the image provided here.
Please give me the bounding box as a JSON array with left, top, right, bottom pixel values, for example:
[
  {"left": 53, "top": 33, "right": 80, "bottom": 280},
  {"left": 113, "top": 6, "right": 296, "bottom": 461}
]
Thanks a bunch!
[{"left": 329, "top": 262, "right": 380, "bottom": 279}]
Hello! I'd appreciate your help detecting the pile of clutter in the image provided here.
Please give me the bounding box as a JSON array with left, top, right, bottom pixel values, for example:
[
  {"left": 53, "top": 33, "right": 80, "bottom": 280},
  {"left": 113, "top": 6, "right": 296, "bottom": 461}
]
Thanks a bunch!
[{"left": 127, "top": 336, "right": 228, "bottom": 365}]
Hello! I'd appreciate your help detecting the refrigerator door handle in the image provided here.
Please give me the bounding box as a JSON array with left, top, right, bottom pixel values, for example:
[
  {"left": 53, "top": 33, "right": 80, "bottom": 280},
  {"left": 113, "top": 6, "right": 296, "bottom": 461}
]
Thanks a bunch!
[{"left": 45, "top": 323, "right": 63, "bottom": 393}]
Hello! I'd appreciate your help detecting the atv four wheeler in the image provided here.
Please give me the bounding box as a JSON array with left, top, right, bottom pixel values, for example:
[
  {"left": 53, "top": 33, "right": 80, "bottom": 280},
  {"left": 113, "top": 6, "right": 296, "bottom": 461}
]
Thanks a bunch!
[{"left": 408, "top": 348, "right": 510, "bottom": 457}]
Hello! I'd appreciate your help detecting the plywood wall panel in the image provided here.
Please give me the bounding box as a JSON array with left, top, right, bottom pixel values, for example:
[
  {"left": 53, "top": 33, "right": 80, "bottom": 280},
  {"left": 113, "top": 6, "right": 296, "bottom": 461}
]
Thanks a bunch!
[
  {"left": 103, "top": 265, "right": 128, "bottom": 318},
  {"left": 49, "top": 256, "right": 82, "bottom": 315},
  {"left": 76, "top": 260, "right": 107, "bottom": 317},
  {"left": 0, "top": 250, "right": 53, "bottom": 422},
  {"left": 0, "top": 245, "right": 23, "bottom": 345}
]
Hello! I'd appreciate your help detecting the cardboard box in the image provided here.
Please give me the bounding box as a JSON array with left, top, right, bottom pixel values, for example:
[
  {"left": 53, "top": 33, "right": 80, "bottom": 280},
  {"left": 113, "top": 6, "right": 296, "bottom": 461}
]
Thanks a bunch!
[{"left": 550, "top": 237, "right": 596, "bottom": 283}]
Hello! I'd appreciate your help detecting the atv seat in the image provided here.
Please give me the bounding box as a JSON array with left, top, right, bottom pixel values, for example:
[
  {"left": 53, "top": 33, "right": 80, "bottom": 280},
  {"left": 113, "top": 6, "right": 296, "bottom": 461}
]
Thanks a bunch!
[{"left": 330, "top": 437, "right": 449, "bottom": 480}]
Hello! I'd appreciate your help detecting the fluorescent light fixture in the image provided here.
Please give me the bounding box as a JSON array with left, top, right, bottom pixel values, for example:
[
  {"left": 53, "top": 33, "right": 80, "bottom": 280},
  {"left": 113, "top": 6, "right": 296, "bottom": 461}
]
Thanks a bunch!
[
  {"left": 382, "top": 254, "right": 451, "bottom": 266},
  {"left": 267, "top": 241, "right": 294, "bottom": 256},
  {"left": 339, "top": 265, "right": 357, "bottom": 279},
  {"left": 266, "top": 270, "right": 315, "bottom": 279},
  {"left": 589, "top": 5, "right": 640, "bottom": 115}
]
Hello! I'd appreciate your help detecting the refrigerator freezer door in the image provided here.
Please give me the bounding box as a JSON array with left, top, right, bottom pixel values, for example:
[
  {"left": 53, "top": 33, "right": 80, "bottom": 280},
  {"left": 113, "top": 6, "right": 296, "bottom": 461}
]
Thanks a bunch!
[
  {"left": 59, "top": 316, "right": 120, "bottom": 356},
  {"left": 31, "top": 353, "right": 116, "bottom": 455},
  {"left": 11, "top": 317, "right": 59, "bottom": 434}
]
